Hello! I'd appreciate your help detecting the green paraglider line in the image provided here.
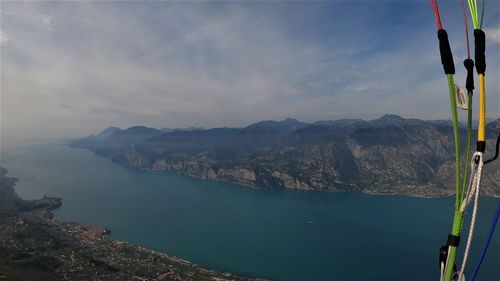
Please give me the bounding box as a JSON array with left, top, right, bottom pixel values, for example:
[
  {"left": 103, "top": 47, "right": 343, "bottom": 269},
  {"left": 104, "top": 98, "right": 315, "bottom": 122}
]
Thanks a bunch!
[
  {"left": 443, "top": 74, "right": 465, "bottom": 281},
  {"left": 479, "top": 0, "right": 485, "bottom": 29},
  {"left": 447, "top": 74, "right": 462, "bottom": 209},
  {"left": 430, "top": 1, "right": 485, "bottom": 280},
  {"left": 445, "top": 211, "right": 465, "bottom": 281},
  {"left": 468, "top": 0, "right": 479, "bottom": 28},
  {"left": 428, "top": 2, "right": 468, "bottom": 277},
  {"left": 461, "top": 94, "right": 473, "bottom": 198},
  {"left": 460, "top": 0, "right": 474, "bottom": 198}
]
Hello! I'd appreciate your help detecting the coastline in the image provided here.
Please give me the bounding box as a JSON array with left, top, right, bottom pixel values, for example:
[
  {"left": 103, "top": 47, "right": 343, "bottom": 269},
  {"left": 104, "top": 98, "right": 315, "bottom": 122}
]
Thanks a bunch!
[
  {"left": 0, "top": 167, "right": 262, "bottom": 281},
  {"left": 133, "top": 163, "right": 497, "bottom": 199},
  {"left": 3, "top": 145, "right": 499, "bottom": 281},
  {"left": 73, "top": 143, "right": 499, "bottom": 199}
]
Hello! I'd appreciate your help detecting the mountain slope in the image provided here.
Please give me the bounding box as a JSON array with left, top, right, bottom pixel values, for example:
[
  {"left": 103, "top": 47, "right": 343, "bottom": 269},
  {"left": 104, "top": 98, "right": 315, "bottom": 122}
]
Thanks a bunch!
[{"left": 72, "top": 115, "right": 500, "bottom": 197}]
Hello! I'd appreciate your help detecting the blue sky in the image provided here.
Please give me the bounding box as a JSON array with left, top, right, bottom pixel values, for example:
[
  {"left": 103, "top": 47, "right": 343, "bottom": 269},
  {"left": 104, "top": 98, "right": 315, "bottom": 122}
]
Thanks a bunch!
[{"left": 1, "top": 1, "right": 499, "bottom": 140}]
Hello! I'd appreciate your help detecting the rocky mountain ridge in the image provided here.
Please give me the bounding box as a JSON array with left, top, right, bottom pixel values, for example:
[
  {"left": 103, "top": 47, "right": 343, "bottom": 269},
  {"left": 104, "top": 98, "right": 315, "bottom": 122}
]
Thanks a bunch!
[{"left": 72, "top": 115, "right": 500, "bottom": 197}]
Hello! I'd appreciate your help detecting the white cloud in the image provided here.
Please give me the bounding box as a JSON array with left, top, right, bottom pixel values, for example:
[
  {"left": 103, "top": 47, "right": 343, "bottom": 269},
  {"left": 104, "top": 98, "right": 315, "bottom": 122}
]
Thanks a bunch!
[
  {"left": 38, "top": 14, "right": 55, "bottom": 30},
  {"left": 484, "top": 26, "right": 500, "bottom": 45},
  {"left": 0, "top": 31, "right": 7, "bottom": 46},
  {"left": 0, "top": 1, "right": 498, "bottom": 142}
]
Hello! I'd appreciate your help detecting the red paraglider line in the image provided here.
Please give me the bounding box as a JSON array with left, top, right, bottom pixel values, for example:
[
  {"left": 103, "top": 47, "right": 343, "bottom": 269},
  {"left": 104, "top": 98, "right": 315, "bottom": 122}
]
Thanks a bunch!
[
  {"left": 461, "top": 0, "right": 471, "bottom": 59},
  {"left": 429, "top": 0, "right": 443, "bottom": 30}
]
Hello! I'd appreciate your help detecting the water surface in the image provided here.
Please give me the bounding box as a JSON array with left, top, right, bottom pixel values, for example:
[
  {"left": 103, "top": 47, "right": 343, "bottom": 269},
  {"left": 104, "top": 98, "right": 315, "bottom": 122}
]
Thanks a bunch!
[{"left": 2, "top": 141, "right": 499, "bottom": 281}]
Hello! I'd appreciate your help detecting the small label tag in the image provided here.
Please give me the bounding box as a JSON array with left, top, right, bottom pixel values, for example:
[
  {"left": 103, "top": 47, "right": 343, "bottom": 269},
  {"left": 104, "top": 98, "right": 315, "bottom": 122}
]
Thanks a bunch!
[{"left": 455, "top": 84, "right": 468, "bottom": 110}]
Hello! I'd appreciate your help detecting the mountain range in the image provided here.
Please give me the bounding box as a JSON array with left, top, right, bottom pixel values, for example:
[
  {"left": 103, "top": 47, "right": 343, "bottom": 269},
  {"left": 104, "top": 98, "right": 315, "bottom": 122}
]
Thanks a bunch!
[{"left": 71, "top": 114, "right": 500, "bottom": 197}]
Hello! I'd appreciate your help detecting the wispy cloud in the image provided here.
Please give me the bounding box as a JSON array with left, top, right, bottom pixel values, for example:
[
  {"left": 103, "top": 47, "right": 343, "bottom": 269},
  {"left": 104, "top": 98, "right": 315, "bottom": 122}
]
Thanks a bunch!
[
  {"left": 0, "top": 31, "right": 7, "bottom": 47},
  {"left": 484, "top": 26, "right": 500, "bottom": 44},
  {"left": 1, "top": 1, "right": 499, "bottom": 141}
]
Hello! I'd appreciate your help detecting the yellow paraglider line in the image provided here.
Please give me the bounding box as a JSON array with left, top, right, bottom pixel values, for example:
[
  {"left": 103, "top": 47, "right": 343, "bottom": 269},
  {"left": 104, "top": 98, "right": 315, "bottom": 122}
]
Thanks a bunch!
[{"left": 477, "top": 74, "right": 485, "bottom": 142}]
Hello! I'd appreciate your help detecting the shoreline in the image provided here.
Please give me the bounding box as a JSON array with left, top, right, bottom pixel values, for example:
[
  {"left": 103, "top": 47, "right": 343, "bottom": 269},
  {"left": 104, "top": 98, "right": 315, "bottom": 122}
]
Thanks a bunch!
[
  {"left": 138, "top": 164, "right": 497, "bottom": 199},
  {"left": 0, "top": 167, "right": 262, "bottom": 281}
]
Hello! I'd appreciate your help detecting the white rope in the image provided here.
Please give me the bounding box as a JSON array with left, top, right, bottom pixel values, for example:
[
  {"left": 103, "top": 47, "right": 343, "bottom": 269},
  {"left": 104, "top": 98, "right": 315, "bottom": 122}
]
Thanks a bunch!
[
  {"left": 457, "top": 152, "right": 484, "bottom": 281},
  {"left": 440, "top": 260, "right": 445, "bottom": 281},
  {"left": 460, "top": 155, "right": 479, "bottom": 212}
]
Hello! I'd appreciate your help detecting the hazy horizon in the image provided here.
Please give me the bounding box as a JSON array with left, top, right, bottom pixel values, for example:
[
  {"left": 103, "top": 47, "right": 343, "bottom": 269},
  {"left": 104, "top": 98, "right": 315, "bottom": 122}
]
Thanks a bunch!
[
  {"left": 1, "top": 1, "right": 499, "bottom": 142},
  {"left": 4, "top": 113, "right": 500, "bottom": 145}
]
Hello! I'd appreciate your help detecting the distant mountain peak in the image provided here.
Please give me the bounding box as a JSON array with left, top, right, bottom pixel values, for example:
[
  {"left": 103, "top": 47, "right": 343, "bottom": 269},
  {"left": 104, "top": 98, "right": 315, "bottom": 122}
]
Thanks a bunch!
[
  {"left": 161, "top": 127, "right": 205, "bottom": 133},
  {"left": 244, "top": 118, "right": 308, "bottom": 134},
  {"left": 101, "top": 126, "right": 121, "bottom": 132},
  {"left": 125, "top": 126, "right": 154, "bottom": 130},
  {"left": 377, "top": 114, "right": 404, "bottom": 121},
  {"left": 94, "top": 127, "right": 121, "bottom": 140},
  {"left": 486, "top": 118, "right": 500, "bottom": 135},
  {"left": 489, "top": 118, "right": 500, "bottom": 126},
  {"left": 369, "top": 114, "right": 414, "bottom": 128},
  {"left": 121, "top": 126, "right": 161, "bottom": 134}
]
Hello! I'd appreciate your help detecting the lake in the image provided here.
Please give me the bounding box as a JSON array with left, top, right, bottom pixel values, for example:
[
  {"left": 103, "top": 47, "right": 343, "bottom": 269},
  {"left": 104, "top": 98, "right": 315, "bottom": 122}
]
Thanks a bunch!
[{"left": 1, "top": 141, "right": 499, "bottom": 281}]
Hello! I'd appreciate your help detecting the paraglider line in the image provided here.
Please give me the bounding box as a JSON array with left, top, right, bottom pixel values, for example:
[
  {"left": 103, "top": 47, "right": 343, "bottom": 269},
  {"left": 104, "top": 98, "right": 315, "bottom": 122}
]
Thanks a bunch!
[
  {"left": 461, "top": 0, "right": 471, "bottom": 59},
  {"left": 469, "top": 200, "right": 500, "bottom": 281},
  {"left": 430, "top": 0, "right": 443, "bottom": 30}
]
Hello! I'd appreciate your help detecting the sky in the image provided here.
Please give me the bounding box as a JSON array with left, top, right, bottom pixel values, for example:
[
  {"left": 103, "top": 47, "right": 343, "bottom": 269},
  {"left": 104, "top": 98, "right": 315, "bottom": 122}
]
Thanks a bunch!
[{"left": 1, "top": 0, "right": 499, "bottom": 141}]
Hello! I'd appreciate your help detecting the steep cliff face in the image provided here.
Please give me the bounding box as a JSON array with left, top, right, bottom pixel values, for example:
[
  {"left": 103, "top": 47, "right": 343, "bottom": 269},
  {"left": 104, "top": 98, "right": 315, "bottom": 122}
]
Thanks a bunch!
[
  {"left": 346, "top": 126, "right": 455, "bottom": 192},
  {"left": 123, "top": 146, "right": 153, "bottom": 168},
  {"left": 152, "top": 157, "right": 218, "bottom": 181},
  {"left": 108, "top": 136, "right": 497, "bottom": 197},
  {"left": 75, "top": 117, "right": 500, "bottom": 197}
]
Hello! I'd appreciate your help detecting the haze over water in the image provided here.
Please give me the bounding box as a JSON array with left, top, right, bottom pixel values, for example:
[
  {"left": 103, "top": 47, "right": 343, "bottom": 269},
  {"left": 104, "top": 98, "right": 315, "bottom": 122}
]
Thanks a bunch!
[{"left": 2, "top": 141, "right": 499, "bottom": 281}]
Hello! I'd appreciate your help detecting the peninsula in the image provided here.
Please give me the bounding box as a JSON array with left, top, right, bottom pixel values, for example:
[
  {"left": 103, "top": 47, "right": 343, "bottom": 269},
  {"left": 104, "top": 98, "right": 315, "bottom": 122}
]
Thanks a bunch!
[{"left": 0, "top": 167, "right": 259, "bottom": 281}]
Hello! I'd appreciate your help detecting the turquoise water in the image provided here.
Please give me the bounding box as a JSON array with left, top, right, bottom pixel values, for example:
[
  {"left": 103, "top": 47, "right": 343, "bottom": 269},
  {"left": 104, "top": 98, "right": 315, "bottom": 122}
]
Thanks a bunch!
[{"left": 1, "top": 141, "right": 499, "bottom": 281}]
